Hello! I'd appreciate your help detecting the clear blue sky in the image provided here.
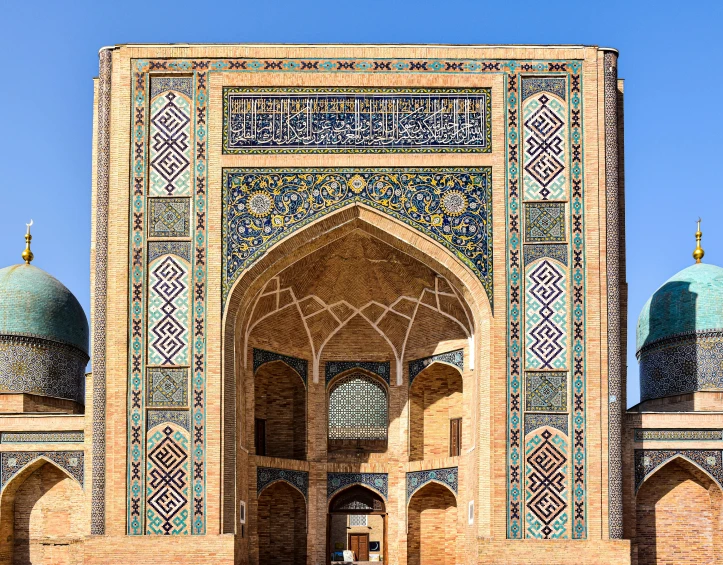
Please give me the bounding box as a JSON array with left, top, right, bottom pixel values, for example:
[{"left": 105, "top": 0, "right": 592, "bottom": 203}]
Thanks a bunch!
[{"left": 1, "top": 0, "right": 721, "bottom": 406}]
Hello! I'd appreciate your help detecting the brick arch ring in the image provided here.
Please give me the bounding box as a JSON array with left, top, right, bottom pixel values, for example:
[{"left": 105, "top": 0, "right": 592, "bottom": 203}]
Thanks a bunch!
[
  {"left": 635, "top": 452, "right": 723, "bottom": 493},
  {"left": 406, "top": 467, "right": 458, "bottom": 505},
  {"left": 252, "top": 348, "right": 309, "bottom": 389}
]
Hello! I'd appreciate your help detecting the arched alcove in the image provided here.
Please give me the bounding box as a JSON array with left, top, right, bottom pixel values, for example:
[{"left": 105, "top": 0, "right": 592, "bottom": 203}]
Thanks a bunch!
[
  {"left": 257, "top": 481, "right": 306, "bottom": 565},
  {"left": 0, "top": 459, "right": 86, "bottom": 565},
  {"left": 636, "top": 457, "right": 722, "bottom": 565},
  {"left": 407, "top": 481, "right": 458, "bottom": 565},
  {"left": 409, "top": 362, "right": 463, "bottom": 460},
  {"left": 254, "top": 360, "right": 306, "bottom": 460},
  {"left": 328, "top": 485, "right": 387, "bottom": 563}
]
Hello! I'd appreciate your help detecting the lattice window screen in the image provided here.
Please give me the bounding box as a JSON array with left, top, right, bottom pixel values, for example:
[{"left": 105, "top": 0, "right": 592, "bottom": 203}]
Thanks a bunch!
[
  {"left": 328, "top": 374, "right": 388, "bottom": 440},
  {"left": 349, "top": 515, "right": 368, "bottom": 527}
]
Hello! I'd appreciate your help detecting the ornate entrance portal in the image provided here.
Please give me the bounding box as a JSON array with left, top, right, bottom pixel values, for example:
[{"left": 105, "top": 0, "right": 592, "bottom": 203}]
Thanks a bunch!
[{"left": 327, "top": 486, "right": 387, "bottom": 564}]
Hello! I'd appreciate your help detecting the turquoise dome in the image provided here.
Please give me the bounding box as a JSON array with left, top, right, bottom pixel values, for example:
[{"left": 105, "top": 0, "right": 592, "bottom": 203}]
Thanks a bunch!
[
  {"left": 0, "top": 264, "right": 89, "bottom": 354},
  {"left": 636, "top": 263, "right": 723, "bottom": 352}
]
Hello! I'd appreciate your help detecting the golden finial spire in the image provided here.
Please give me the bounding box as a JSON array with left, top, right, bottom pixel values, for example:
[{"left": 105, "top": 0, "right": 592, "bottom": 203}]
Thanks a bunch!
[
  {"left": 693, "top": 218, "right": 704, "bottom": 264},
  {"left": 21, "top": 220, "right": 34, "bottom": 264}
]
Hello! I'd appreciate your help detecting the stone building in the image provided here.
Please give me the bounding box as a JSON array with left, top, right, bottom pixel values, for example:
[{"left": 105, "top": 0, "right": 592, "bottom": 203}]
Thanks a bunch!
[{"left": 0, "top": 43, "right": 720, "bottom": 565}]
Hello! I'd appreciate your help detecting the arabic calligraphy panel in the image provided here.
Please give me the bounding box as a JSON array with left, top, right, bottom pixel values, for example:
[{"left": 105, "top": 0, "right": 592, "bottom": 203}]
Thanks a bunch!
[{"left": 223, "top": 88, "right": 491, "bottom": 153}]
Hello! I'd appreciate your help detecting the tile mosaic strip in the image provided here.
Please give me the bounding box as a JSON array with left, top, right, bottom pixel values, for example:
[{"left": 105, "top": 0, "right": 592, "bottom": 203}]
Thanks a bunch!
[
  {"left": 1, "top": 451, "right": 84, "bottom": 489},
  {"left": 634, "top": 429, "right": 723, "bottom": 442},
  {"left": 0, "top": 432, "right": 83, "bottom": 444},
  {"left": 406, "top": 467, "right": 458, "bottom": 500},
  {"left": 408, "top": 349, "right": 464, "bottom": 385},
  {"left": 325, "top": 360, "right": 390, "bottom": 385},
  {"left": 257, "top": 467, "right": 309, "bottom": 499},
  {"left": 223, "top": 88, "right": 491, "bottom": 153},
  {"left": 147, "top": 410, "right": 191, "bottom": 433},
  {"left": 253, "top": 348, "right": 308, "bottom": 386},
  {"left": 523, "top": 244, "right": 568, "bottom": 266},
  {"left": 524, "top": 414, "right": 568, "bottom": 436},
  {"left": 328, "top": 472, "right": 388, "bottom": 499},
  {"left": 634, "top": 449, "right": 723, "bottom": 491}
]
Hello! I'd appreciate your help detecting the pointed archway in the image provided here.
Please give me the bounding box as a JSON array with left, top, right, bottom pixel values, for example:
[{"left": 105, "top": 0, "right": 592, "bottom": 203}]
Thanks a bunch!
[
  {"left": 327, "top": 485, "right": 387, "bottom": 564},
  {"left": 407, "top": 481, "right": 458, "bottom": 565}
]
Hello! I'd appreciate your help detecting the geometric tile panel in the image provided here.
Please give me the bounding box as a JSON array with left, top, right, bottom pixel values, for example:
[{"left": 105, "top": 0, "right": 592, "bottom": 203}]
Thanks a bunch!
[
  {"left": 147, "top": 410, "right": 191, "bottom": 433},
  {"left": 146, "top": 425, "right": 190, "bottom": 535},
  {"left": 525, "top": 414, "right": 568, "bottom": 436},
  {"left": 328, "top": 374, "right": 388, "bottom": 441},
  {"left": 326, "top": 361, "right": 390, "bottom": 386},
  {"left": 634, "top": 429, "right": 723, "bottom": 441},
  {"left": 525, "top": 372, "right": 567, "bottom": 412},
  {"left": 524, "top": 203, "right": 566, "bottom": 242},
  {"left": 526, "top": 259, "right": 567, "bottom": 370},
  {"left": 224, "top": 88, "right": 491, "bottom": 154},
  {"left": 148, "top": 241, "right": 192, "bottom": 263},
  {"left": 149, "top": 88, "right": 191, "bottom": 197},
  {"left": 147, "top": 368, "right": 188, "bottom": 408},
  {"left": 150, "top": 77, "right": 193, "bottom": 99},
  {"left": 639, "top": 331, "right": 723, "bottom": 402},
  {"left": 223, "top": 168, "right": 492, "bottom": 304},
  {"left": 634, "top": 449, "right": 723, "bottom": 491},
  {"left": 148, "top": 255, "right": 190, "bottom": 366},
  {"left": 328, "top": 473, "right": 388, "bottom": 500},
  {"left": 522, "top": 86, "right": 567, "bottom": 201},
  {"left": 257, "top": 467, "right": 309, "bottom": 499},
  {"left": 525, "top": 429, "right": 568, "bottom": 539},
  {"left": 524, "top": 244, "right": 568, "bottom": 266},
  {"left": 149, "top": 198, "right": 190, "bottom": 238},
  {"left": 0, "top": 451, "right": 84, "bottom": 489},
  {"left": 0, "top": 431, "right": 83, "bottom": 443},
  {"left": 253, "top": 349, "right": 308, "bottom": 386},
  {"left": 408, "top": 349, "right": 464, "bottom": 385},
  {"left": 406, "top": 467, "right": 458, "bottom": 501}
]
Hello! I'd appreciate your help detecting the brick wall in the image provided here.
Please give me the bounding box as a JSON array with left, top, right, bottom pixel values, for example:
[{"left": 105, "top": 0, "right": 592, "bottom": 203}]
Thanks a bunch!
[
  {"left": 635, "top": 459, "right": 717, "bottom": 565},
  {"left": 407, "top": 482, "right": 457, "bottom": 565},
  {"left": 257, "top": 482, "right": 306, "bottom": 565},
  {"left": 254, "top": 360, "right": 306, "bottom": 460}
]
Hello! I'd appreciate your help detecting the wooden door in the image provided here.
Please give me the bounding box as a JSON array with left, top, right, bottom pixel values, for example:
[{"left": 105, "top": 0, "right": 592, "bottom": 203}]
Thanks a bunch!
[
  {"left": 450, "top": 418, "right": 461, "bottom": 456},
  {"left": 255, "top": 418, "right": 266, "bottom": 456},
  {"left": 349, "top": 533, "right": 369, "bottom": 561}
]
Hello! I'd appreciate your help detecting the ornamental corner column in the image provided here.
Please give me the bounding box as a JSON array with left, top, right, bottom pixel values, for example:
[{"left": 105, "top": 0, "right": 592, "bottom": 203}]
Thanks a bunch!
[{"left": 603, "top": 48, "right": 624, "bottom": 540}]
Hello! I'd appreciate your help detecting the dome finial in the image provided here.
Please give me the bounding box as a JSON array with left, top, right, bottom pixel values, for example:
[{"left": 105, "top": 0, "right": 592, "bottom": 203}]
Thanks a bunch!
[
  {"left": 693, "top": 217, "right": 704, "bottom": 264},
  {"left": 21, "top": 220, "right": 34, "bottom": 265}
]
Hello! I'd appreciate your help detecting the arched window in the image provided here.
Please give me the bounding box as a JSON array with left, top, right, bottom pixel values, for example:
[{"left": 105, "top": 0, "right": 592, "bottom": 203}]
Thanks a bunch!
[{"left": 328, "top": 373, "right": 388, "bottom": 447}]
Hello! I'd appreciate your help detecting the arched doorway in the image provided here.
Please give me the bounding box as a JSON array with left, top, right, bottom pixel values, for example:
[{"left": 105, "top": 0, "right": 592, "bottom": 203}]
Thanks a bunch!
[
  {"left": 327, "top": 485, "right": 387, "bottom": 564},
  {"left": 407, "top": 481, "right": 458, "bottom": 565},
  {"left": 636, "top": 457, "right": 722, "bottom": 565},
  {"left": 409, "top": 363, "right": 463, "bottom": 460},
  {"left": 0, "top": 459, "right": 86, "bottom": 565},
  {"left": 257, "top": 481, "right": 307, "bottom": 565},
  {"left": 254, "top": 360, "right": 306, "bottom": 460}
]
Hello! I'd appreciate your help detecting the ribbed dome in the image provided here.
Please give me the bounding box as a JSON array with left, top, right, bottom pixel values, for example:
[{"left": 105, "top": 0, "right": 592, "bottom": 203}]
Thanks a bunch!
[
  {"left": 0, "top": 264, "right": 88, "bottom": 353},
  {"left": 637, "top": 263, "right": 723, "bottom": 353}
]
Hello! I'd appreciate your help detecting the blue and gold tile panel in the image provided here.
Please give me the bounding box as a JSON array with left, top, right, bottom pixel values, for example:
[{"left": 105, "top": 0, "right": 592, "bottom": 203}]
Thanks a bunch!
[
  {"left": 408, "top": 349, "right": 464, "bottom": 385},
  {"left": 524, "top": 414, "right": 568, "bottom": 436},
  {"left": 634, "top": 449, "right": 723, "bottom": 491},
  {"left": 149, "top": 198, "right": 191, "bottom": 238},
  {"left": 525, "top": 372, "right": 567, "bottom": 412},
  {"left": 253, "top": 348, "right": 308, "bottom": 386},
  {"left": 326, "top": 361, "right": 390, "bottom": 386},
  {"left": 147, "top": 367, "right": 188, "bottom": 408},
  {"left": 223, "top": 168, "right": 492, "bottom": 304},
  {"left": 406, "top": 467, "right": 458, "bottom": 500},
  {"left": 223, "top": 88, "right": 491, "bottom": 154},
  {"left": 147, "top": 410, "right": 190, "bottom": 433},
  {"left": 328, "top": 472, "right": 388, "bottom": 499},
  {"left": 524, "top": 203, "right": 566, "bottom": 242},
  {"left": 523, "top": 244, "right": 568, "bottom": 266},
  {"left": 257, "top": 467, "right": 309, "bottom": 499},
  {"left": 148, "top": 241, "right": 192, "bottom": 263}
]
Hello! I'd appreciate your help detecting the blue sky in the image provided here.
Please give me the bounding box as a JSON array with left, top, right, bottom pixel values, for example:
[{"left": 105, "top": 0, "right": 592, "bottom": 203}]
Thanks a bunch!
[{"left": 1, "top": 0, "right": 721, "bottom": 406}]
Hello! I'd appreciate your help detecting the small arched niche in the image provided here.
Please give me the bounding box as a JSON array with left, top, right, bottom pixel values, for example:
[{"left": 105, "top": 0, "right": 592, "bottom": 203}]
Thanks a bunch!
[
  {"left": 254, "top": 359, "right": 307, "bottom": 460},
  {"left": 636, "top": 456, "right": 723, "bottom": 565},
  {"left": 407, "top": 481, "right": 458, "bottom": 565},
  {"left": 0, "top": 459, "right": 87, "bottom": 565},
  {"left": 409, "top": 362, "right": 464, "bottom": 461}
]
